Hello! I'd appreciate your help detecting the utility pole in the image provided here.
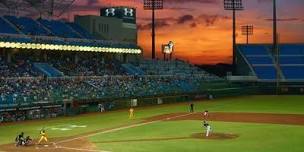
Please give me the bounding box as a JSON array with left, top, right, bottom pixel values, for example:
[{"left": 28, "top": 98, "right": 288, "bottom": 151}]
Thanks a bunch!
[{"left": 241, "top": 25, "right": 253, "bottom": 44}]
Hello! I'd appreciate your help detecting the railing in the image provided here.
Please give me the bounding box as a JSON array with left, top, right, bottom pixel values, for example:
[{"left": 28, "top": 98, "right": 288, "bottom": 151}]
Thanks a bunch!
[{"left": 0, "top": 74, "right": 223, "bottom": 81}]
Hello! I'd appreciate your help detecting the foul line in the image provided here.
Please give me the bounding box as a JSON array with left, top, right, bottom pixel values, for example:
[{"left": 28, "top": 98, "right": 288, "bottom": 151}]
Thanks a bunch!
[
  {"left": 56, "top": 113, "right": 193, "bottom": 145},
  {"left": 56, "top": 146, "right": 110, "bottom": 152}
]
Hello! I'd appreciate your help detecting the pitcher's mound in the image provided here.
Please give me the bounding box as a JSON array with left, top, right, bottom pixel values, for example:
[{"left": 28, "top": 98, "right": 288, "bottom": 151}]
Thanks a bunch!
[{"left": 191, "top": 133, "right": 239, "bottom": 140}]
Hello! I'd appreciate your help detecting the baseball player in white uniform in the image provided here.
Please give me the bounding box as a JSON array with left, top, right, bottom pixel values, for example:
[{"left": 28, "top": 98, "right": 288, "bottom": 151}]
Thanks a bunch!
[{"left": 203, "top": 121, "right": 211, "bottom": 137}]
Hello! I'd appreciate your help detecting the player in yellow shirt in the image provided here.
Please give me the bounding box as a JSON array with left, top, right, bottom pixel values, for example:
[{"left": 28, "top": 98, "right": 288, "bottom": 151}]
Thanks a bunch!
[
  {"left": 37, "top": 129, "right": 48, "bottom": 144},
  {"left": 129, "top": 107, "right": 134, "bottom": 119}
]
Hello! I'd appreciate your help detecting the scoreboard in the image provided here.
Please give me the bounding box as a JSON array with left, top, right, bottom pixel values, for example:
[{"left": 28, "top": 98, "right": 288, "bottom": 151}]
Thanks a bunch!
[{"left": 100, "top": 7, "right": 136, "bottom": 24}]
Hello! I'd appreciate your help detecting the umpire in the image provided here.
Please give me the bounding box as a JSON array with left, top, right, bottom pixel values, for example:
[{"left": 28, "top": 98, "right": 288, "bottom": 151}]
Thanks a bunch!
[{"left": 190, "top": 103, "right": 194, "bottom": 113}]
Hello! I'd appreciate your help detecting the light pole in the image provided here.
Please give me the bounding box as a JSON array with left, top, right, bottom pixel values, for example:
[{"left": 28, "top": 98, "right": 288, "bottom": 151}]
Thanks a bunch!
[
  {"left": 273, "top": 0, "right": 277, "bottom": 53},
  {"left": 272, "top": 0, "right": 280, "bottom": 94},
  {"left": 241, "top": 25, "right": 253, "bottom": 44},
  {"left": 144, "top": 0, "right": 164, "bottom": 60},
  {"left": 224, "top": 0, "right": 244, "bottom": 71}
]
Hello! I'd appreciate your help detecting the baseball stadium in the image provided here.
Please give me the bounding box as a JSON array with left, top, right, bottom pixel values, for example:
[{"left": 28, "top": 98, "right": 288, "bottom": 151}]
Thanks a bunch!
[{"left": 0, "top": 0, "right": 304, "bottom": 152}]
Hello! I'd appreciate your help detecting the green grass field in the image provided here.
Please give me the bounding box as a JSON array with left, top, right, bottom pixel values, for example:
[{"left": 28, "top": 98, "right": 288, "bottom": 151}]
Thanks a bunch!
[{"left": 1, "top": 95, "right": 304, "bottom": 152}]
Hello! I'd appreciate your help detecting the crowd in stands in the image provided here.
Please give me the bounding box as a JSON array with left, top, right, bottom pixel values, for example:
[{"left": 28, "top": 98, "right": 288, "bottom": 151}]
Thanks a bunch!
[
  {"left": 51, "top": 58, "right": 121, "bottom": 76},
  {"left": 133, "top": 59, "right": 221, "bottom": 80},
  {"left": 86, "top": 75, "right": 200, "bottom": 98},
  {"left": 0, "top": 54, "right": 222, "bottom": 123},
  {"left": 0, "top": 57, "right": 40, "bottom": 77},
  {"left": 0, "top": 56, "right": 221, "bottom": 105},
  {"left": 0, "top": 74, "right": 209, "bottom": 106}
]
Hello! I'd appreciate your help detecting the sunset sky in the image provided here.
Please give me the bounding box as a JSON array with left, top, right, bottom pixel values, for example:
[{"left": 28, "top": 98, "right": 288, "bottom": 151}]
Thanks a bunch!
[{"left": 69, "top": 0, "right": 304, "bottom": 64}]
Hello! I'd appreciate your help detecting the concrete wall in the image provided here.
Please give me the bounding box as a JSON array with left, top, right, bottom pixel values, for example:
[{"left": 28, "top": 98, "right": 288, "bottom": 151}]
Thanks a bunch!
[{"left": 74, "top": 15, "right": 137, "bottom": 44}]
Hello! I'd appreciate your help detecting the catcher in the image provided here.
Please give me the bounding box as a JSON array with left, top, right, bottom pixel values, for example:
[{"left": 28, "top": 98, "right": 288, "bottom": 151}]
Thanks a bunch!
[{"left": 15, "top": 132, "right": 25, "bottom": 147}]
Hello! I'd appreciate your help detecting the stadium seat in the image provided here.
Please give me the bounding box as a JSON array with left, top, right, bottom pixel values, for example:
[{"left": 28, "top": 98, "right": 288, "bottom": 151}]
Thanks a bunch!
[
  {"left": 247, "top": 57, "right": 274, "bottom": 65},
  {"left": 239, "top": 45, "right": 270, "bottom": 56},
  {"left": 37, "top": 19, "right": 81, "bottom": 38},
  {"left": 4, "top": 16, "right": 50, "bottom": 36},
  {"left": 280, "top": 56, "right": 304, "bottom": 65},
  {"left": 253, "top": 66, "right": 277, "bottom": 80},
  {"left": 281, "top": 66, "right": 304, "bottom": 79},
  {"left": 0, "top": 17, "right": 19, "bottom": 34},
  {"left": 66, "top": 22, "right": 94, "bottom": 39}
]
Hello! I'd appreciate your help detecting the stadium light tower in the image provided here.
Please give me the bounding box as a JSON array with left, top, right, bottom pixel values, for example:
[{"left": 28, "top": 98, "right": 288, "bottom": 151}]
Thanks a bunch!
[
  {"left": 241, "top": 25, "right": 253, "bottom": 44},
  {"left": 224, "top": 0, "right": 244, "bottom": 70},
  {"left": 272, "top": 0, "right": 280, "bottom": 94},
  {"left": 144, "top": 0, "right": 164, "bottom": 59},
  {"left": 273, "top": 0, "right": 277, "bottom": 53}
]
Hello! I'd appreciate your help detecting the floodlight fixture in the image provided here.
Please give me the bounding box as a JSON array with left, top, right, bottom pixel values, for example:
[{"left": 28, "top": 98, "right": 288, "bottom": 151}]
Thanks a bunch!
[
  {"left": 144, "top": 0, "right": 163, "bottom": 10},
  {"left": 224, "top": 0, "right": 244, "bottom": 10}
]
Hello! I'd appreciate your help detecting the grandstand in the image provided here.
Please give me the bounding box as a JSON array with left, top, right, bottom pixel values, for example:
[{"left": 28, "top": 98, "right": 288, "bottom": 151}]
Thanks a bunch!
[
  {"left": 236, "top": 44, "right": 304, "bottom": 81},
  {"left": 0, "top": 10, "right": 222, "bottom": 122}
]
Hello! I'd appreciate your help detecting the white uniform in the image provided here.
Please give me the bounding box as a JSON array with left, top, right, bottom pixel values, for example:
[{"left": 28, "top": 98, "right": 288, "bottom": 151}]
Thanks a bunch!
[
  {"left": 203, "top": 121, "right": 211, "bottom": 137},
  {"left": 206, "top": 125, "right": 211, "bottom": 137}
]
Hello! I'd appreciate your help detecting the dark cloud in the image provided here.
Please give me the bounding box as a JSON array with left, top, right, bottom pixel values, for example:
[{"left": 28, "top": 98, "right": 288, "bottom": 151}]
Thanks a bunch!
[
  {"left": 138, "top": 17, "right": 176, "bottom": 22},
  {"left": 138, "top": 13, "right": 230, "bottom": 30},
  {"left": 165, "top": 7, "right": 195, "bottom": 11},
  {"left": 138, "top": 20, "right": 170, "bottom": 30},
  {"left": 264, "top": 18, "right": 301, "bottom": 22},
  {"left": 138, "top": 14, "right": 195, "bottom": 30},
  {"left": 165, "top": 0, "right": 219, "bottom": 4},
  {"left": 87, "top": 0, "right": 98, "bottom": 5},
  {"left": 190, "top": 23, "right": 197, "bottom": 28},
  {"left": 198, "top": 14, "right": 230, "bottom": 26},
  {"left": 70, "top": 4, "right": 101, "bottom": 11},
  {"left": 257, "top": 0, "right": 272, "bottom": 3},
  {"left": 177, "top": 15, "right": 194, "bottom": 24}
]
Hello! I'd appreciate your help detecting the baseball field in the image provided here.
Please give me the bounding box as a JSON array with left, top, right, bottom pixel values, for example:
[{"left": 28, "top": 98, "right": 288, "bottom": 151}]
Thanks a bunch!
[{"left": 1, "top": 95, "right": 304, "bottom": 152}]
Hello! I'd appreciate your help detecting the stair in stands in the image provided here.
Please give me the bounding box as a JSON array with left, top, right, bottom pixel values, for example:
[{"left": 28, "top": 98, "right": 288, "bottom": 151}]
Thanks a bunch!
[
  {"left": 34, "top": 19, "right": 54, "bottom": 36},
  {"left": 33, "top": 63, "right": 64, "bottom": 77},
  {"left": 0, "top": 16, "right": 25, "bottom": 35},
  {"left": 121, "top": 64, "right": 145, "bottom": 75},
  {"left": 65, "top": 23, "right": 85, "bottom": 38}
]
